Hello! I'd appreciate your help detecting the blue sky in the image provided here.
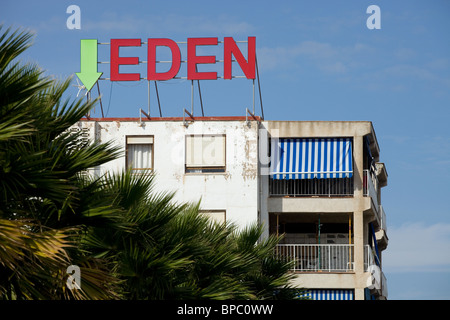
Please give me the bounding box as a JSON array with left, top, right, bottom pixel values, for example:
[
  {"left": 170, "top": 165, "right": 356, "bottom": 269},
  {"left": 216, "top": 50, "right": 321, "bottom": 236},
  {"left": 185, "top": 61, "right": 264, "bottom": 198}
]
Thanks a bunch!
[{"left": 3, "top": 0, "right": 450, "bottom": 300}]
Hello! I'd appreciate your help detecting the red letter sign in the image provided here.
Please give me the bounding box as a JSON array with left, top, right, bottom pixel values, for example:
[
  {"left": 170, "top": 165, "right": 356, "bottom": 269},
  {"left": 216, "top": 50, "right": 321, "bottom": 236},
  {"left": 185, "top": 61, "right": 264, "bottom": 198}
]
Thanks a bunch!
[
  {"left": 110, "top": 39, "right": 141, "bottom": 81},
  {"left": 224, "top": 36, "right": 255, "bottom": 79},
  {"left": 148, "top": 38, "right": 181, "bottom": 81},
  {"left": 187, "top": 37, "right": 218, "bottom": 80}
]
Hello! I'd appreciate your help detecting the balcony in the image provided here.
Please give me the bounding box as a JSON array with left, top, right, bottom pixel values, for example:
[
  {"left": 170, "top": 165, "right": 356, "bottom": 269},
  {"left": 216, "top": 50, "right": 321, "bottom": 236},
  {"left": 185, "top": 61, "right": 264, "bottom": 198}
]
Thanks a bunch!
[
  {"left": 375, "top": 205, "right": 388, "bottom": 250},
  {"left": 379, "top": 205, "right": 387, "bottom": 232},
  {"left": 268, "top": 170, "right": 381, "bottom": 200},
  {"left": 275, "top": 244, "right": 377, "bottom": 273},
  {"left": 363, "top": 170, "right": 388, "bottom": 244},
  {"left": 363, "top": 169, "right": 379, "bottom": 210},
  {"left": 269, "top": 177, "right": 354, "bottom": 197}
]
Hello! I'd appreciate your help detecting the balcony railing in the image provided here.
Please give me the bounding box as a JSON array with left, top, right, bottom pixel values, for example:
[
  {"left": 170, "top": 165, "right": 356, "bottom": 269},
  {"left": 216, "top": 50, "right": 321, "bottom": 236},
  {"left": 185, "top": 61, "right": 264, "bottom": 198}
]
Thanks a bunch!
[
  {"left": 269, "top": 177, "right": 354, "bottom": 197},
  {"left": 381, "top": 271, "right": 388, "bottom": 299},
  {"left": 363, "top": 170, "right": 379, "bottom": 210},
  {"left": 268, "top": 171, "right": 382, "bottom": 200},
  {"left": 276, "top": 244, "right": 377, "bottom": 273},
  {"left": 276, "top": 244, "right": 354, "bottom": 272},
  {"left": 364, "top": 244, "right": 380, "bottom": 268},
  {"left": 379, "top": 205, "right": 387, "bottom": 231}
]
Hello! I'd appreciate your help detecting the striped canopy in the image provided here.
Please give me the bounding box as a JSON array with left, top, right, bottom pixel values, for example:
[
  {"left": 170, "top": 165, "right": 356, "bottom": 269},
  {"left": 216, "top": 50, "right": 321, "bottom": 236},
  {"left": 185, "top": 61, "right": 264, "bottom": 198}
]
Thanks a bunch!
[
  {"left": 304, "top": 289, "right": 354, "bottom": 300},
  {"left": 270, "top": 138, "right": 353, "bottom": 180}
]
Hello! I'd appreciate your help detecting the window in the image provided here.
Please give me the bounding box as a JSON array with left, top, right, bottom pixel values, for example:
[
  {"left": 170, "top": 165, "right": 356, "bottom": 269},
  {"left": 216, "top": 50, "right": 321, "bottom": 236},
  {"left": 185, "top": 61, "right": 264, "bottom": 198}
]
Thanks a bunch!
[
  {"left": 185, "top": 134, "right": 226, "bottom": 173},
  {"left": 199, "top": 210, "right": 226, "bottom": 224},
  {"left": 126, "top": 136, "right": 154, "bottom": 171}
]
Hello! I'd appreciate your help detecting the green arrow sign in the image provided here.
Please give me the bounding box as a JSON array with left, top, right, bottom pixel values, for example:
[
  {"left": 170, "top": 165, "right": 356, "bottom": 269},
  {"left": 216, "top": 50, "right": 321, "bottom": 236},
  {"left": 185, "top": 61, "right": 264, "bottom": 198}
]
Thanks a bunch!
[{"left": 76, "top": 39, "right": 102, "bottom": 92}]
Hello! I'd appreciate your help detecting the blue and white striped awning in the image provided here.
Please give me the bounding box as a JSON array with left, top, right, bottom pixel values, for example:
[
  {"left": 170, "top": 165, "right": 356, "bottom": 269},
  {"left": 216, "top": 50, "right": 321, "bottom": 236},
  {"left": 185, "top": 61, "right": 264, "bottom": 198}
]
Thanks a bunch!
[
  {"left": 270, "top": 138, "right": 353, "bottom": 180},
  {"left": 305, "top": 289, "right": 354, "bottom": 300}
]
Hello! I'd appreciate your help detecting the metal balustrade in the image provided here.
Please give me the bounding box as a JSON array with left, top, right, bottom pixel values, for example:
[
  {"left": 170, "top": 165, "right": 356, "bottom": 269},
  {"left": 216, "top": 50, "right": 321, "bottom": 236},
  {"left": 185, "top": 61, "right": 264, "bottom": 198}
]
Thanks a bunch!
[
  {"left": 275, "top": 244, "right": 354, "bottom": 272},
  {"left": 363, "top": 170, "right": 379, "bottom": 209},
  {"left": 276, "top": 244, "right": 376, "bottom": 273},
  {"left": 269, "top": 177, "right": 354, "bottom": 197},
  {"left": 379, "top": 205, "right": 387, "bottom": 232}
]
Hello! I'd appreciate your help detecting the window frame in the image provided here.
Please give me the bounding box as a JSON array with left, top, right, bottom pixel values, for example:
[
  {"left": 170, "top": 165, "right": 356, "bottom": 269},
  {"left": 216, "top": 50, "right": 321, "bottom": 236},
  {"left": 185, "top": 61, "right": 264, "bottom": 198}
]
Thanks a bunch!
[
  {"left": 199, "top": 210, "right": 226, "bottom": 224},
  {"left": 185, "top": 134, "right": 226, "bottom": 174},
  {"left": 125, "top": 135, "right": 154, "bottom": 172}
]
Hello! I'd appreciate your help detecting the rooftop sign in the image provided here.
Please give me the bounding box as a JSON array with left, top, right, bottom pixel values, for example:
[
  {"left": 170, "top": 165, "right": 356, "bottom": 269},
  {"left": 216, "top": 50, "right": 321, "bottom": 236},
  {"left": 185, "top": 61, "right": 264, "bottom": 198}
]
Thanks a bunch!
[{"left": 76, "top": 37, "right": 256, "bottom": 91}]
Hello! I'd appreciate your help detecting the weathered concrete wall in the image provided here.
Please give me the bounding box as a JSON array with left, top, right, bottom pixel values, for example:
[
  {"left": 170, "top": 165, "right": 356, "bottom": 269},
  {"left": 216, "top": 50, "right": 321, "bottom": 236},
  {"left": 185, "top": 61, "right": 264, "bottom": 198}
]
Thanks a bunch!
[
  {"left": 76, "top": 119, "right": 260, "bottom": 229},
  {"left": 262, "top": 121, "right": 372, "bottom": 139}
]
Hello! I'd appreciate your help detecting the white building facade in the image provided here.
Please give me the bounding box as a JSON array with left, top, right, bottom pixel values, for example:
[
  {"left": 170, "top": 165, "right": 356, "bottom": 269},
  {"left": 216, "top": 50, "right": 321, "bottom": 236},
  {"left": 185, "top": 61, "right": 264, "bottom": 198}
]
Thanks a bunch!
[{"left": 73, "top": 116, "right": 388, "bottom": 300}]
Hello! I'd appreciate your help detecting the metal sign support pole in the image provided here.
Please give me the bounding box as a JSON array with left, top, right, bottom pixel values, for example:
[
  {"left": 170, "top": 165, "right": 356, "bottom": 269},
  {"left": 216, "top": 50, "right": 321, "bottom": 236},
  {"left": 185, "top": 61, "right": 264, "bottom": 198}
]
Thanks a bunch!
[
  {"left": 253, "top": 79, "right": 255, "bottom": 115},
  {"left": 148, "top": 80, "right": 150, "bottom": 116},
  {"left": 191, "top": 80, "right": 194, "bottom": 116}
]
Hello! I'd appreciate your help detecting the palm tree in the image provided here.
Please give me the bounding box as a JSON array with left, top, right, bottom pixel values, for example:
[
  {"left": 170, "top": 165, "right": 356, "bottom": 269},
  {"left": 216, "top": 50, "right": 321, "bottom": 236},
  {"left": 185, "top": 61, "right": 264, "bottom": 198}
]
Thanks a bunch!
[
  {"left": 0, "top": 25, "right": 121, "bottom": 299},
  {"left": 82, "top": 170, "right": 303, "bottom": 300}
]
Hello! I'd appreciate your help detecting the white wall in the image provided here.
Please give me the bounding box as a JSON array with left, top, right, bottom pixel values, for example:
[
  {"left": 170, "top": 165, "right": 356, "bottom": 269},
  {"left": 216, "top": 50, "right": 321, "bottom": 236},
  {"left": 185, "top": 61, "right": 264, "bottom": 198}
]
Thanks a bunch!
[{"left": 76, "top": 119, "right": 260, "bottom": 229}]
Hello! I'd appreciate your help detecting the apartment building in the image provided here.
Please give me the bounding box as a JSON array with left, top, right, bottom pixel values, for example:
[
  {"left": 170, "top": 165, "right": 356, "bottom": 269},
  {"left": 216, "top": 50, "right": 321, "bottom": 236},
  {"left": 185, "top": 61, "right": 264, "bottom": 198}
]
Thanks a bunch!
[
  {"left": 72, "top": 116, "right": 388, "bottom": 300},
  {"left": 261, "top": 120, "right": 388, "bottom": 300}
]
